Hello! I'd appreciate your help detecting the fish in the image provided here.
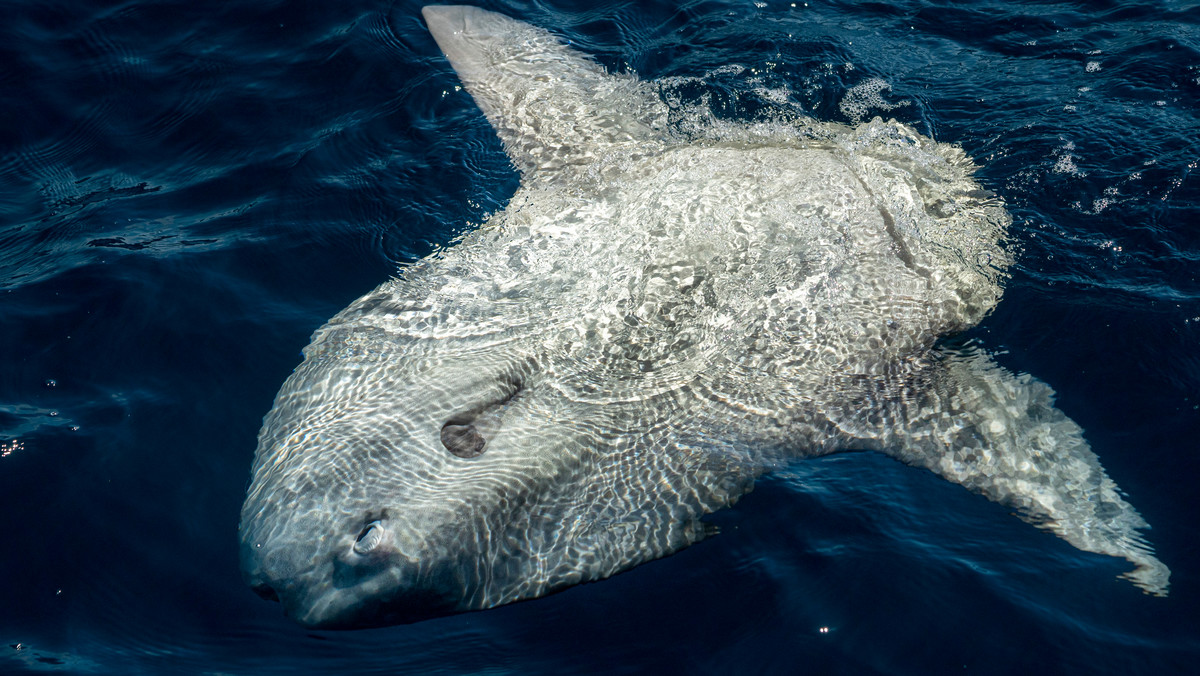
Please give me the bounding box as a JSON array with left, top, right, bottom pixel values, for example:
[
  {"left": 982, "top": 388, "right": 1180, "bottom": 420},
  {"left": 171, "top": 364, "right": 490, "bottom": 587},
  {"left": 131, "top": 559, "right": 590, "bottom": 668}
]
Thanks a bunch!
[{"left": 238, "top": 4, "right": 1168, "bottom": 629}]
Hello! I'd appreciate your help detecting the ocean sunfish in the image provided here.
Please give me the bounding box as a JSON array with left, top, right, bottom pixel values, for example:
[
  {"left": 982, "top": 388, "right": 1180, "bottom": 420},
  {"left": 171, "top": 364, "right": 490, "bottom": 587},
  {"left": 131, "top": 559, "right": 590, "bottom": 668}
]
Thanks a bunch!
[{"left": 238, "top": 4, "right": 1168, "bottom": 628}]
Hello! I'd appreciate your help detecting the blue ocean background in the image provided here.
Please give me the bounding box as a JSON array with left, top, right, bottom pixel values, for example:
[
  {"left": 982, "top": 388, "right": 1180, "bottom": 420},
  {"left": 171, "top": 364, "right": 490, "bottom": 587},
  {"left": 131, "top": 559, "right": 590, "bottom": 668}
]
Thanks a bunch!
[{"left": 2, "top": 0, "right": 1198, "bottom": 673}]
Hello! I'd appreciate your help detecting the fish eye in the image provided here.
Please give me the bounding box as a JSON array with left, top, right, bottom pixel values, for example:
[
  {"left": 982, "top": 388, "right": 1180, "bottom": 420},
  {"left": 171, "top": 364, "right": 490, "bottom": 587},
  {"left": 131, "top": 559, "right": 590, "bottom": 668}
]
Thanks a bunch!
[
  {"left": 353, "top": 521, "right": 383, "bottom": 555},
  {"left": 441, "top": 422, "right": 487, "bottom": 458}
]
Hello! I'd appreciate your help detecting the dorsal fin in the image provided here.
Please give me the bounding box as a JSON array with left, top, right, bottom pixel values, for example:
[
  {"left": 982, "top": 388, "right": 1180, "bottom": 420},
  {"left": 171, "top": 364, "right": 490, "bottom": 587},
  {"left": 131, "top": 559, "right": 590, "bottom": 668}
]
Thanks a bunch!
[{"left": 422, "top": 5, "right": 667, "bottom": 176}]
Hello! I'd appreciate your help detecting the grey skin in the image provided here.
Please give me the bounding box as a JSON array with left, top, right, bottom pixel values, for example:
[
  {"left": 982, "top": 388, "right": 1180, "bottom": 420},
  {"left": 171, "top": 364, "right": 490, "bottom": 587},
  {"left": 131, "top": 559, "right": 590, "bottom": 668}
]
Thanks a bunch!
[{"left": 239, "top": 5, "right": 1169, "bottom": 629}]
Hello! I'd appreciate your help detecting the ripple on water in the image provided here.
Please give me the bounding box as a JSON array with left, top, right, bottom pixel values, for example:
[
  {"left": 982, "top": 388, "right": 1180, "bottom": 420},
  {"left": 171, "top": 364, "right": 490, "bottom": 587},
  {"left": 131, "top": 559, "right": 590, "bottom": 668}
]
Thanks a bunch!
[{"left": 1, "top": 0, "right": 1198, "bottom": 673}]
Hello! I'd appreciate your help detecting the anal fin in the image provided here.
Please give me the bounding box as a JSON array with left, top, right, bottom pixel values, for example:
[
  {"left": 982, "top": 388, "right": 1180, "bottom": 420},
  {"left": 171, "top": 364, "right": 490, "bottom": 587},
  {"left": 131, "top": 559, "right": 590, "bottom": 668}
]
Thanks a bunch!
[{"left": 882, "top": 349, "right": 1169, "bottom": 595}]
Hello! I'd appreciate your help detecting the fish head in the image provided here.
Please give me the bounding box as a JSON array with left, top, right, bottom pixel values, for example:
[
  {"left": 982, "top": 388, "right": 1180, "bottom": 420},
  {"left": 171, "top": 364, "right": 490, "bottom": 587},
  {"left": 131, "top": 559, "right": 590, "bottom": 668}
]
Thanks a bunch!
[
  {"left": 238, "top": 327, "right": 546, "bottom": 627},
  {"left": 237, "top": 308, "right": 734, "bottom": 628}
]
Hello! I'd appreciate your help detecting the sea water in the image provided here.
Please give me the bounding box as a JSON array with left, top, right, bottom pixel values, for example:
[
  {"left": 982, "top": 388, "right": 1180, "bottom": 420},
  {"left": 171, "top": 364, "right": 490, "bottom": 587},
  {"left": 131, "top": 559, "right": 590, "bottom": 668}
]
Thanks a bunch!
[{"left": 1, "top": 0, "right": 1198, "bottom": 673}]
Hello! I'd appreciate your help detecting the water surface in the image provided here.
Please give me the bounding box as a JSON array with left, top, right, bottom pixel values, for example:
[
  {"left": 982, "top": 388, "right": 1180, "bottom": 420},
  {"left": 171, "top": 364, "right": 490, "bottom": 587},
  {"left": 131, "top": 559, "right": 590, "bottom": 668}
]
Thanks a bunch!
[{"left": 2, "top": 0, "right": 1198, "bottom": 673}]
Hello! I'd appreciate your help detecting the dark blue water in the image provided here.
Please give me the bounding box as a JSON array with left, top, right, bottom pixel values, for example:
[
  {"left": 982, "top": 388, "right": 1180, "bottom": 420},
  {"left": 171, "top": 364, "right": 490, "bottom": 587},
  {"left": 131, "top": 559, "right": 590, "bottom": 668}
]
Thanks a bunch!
[{"left": 2, "top": 0, "right": 1198, "bottom": 673}]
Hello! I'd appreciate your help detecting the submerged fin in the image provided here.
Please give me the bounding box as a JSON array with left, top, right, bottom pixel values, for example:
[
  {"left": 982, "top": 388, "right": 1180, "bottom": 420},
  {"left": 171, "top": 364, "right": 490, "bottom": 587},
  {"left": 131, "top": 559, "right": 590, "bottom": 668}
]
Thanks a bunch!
[
  {"left": 423, "top": 5, "right": 667, "bottom": 176},
  {"left": 881, "top": 349, "right": 1169, "bottom": 595}
]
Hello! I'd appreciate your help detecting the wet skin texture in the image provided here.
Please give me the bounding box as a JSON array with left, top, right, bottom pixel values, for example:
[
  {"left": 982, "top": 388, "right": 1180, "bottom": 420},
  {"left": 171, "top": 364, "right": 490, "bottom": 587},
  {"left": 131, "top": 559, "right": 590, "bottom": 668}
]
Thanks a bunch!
[{"left": 239, "top": 5, "right": 1168, "bottom": 629}]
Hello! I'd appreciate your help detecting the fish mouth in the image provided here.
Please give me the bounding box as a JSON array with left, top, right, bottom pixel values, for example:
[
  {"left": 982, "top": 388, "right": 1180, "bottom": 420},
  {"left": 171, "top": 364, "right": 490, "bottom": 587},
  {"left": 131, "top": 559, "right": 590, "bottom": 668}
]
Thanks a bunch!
[
  {"left": 248, "top": 569, "right": 463, "bottom": 629},
  {"left": 285, "top": 586, "right": 461, "bottom": 630},
  {"left": 244, "top": 545, "right": 466, "bottom": 629}
]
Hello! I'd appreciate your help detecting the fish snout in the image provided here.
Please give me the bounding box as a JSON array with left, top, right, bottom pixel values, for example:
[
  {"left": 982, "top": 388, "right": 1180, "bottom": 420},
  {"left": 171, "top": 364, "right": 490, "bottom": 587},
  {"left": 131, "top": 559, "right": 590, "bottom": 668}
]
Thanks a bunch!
[
  {"left": 240, "top": 531, "right": 321, "bottom": 607},
  {"left": 244, "top": 517, "right": 467, "bottom": 628}
]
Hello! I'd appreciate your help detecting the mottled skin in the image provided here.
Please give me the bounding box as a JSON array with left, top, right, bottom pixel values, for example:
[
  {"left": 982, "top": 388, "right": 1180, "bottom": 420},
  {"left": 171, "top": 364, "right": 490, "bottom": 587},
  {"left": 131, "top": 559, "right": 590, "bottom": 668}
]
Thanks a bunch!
[{"left": 239, "top": 5, "right": 1168, "bottom": 629}]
